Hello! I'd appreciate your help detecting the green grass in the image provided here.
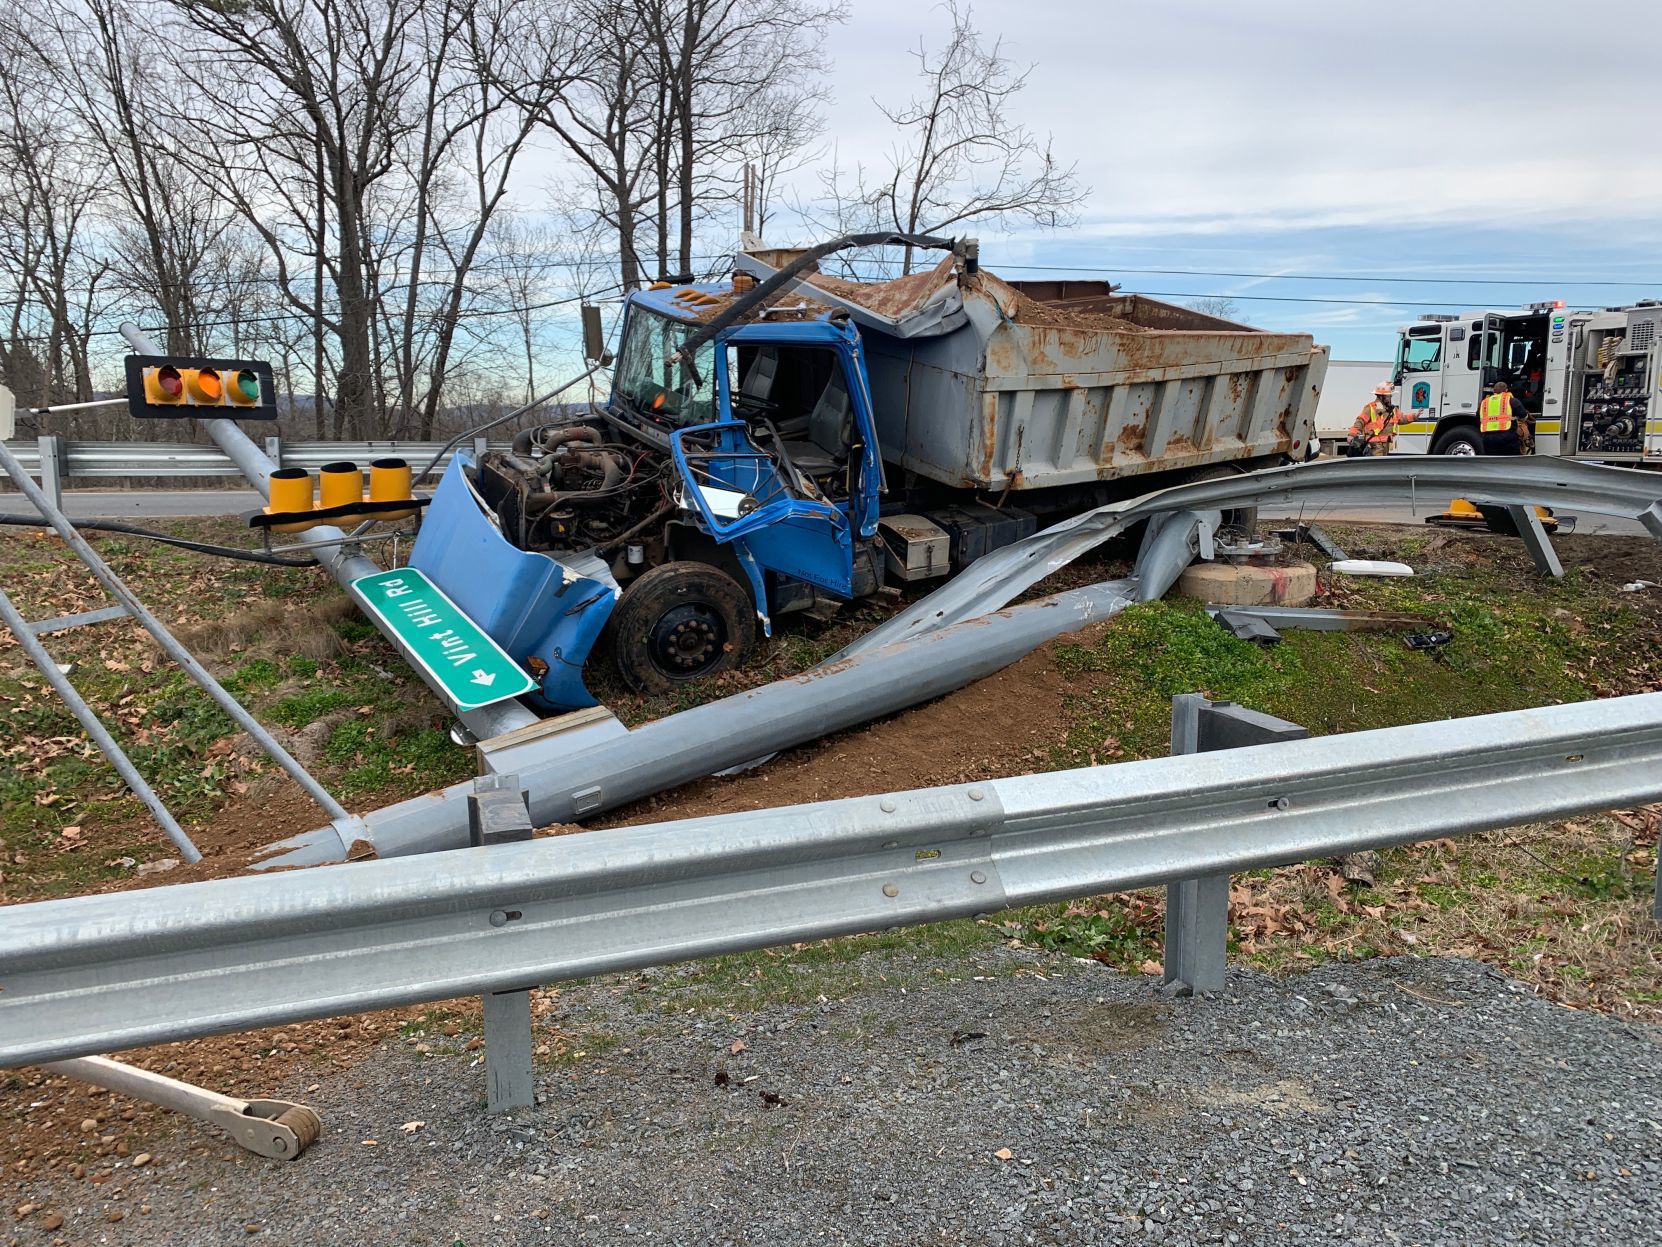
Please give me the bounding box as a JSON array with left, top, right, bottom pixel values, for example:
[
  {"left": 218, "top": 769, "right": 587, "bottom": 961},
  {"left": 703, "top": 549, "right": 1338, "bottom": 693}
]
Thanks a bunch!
[
  {"left": 1047, "top": 563, "right": 1639, "bottom": 767},
  {"left": 1008, "top": 899, "right": 1162, "bottom": 970},
  {"left": 322, "top": 720, "right": 471, "bottom": 797}
]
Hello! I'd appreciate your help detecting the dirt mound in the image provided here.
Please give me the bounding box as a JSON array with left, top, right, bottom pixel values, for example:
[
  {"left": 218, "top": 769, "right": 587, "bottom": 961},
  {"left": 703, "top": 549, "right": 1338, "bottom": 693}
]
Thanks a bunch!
[
  {"left": 804, "top": 259, "right": 960, "bottom": 320},
  {"left": 976, "top": 272, "right": 1149, "bottom": 334},
  {"left": 800, "top": 256, "right": 1149, "bottom": 334}
]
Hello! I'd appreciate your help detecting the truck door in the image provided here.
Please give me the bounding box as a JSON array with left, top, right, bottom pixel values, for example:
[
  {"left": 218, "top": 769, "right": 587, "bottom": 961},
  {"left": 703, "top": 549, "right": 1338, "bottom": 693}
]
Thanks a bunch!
[
  {"left": 1395, "top": 325, "right": 1444, "bottom": 420},
  {"left": 1538, "top": 311, "right": 1574, "bottom": 457},
  {"left": 1440, "top": 319, "right": 1485, "bottom": 418}
]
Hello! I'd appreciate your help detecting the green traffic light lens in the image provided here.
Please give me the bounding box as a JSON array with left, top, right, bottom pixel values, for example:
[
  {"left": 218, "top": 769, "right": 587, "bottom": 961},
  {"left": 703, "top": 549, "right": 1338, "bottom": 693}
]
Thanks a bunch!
[{"left": 234, "top": 370, "right": 259, "bottom": 401}]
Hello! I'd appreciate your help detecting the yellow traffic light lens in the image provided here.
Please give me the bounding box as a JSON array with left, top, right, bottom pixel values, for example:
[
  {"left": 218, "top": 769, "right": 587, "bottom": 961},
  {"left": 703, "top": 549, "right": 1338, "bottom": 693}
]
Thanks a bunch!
[{"left": 184, "top": 368, "right": 222, "bottom": 403}]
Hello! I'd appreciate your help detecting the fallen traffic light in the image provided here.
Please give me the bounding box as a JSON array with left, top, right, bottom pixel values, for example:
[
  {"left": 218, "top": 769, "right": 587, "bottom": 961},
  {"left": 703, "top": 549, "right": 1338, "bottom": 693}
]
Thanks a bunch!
[
  {"left": 247, "top": 457, "right": 428, "bottom": 533},
  {"left": 124, "top": 354, "right": 277, "bottom": 421}
]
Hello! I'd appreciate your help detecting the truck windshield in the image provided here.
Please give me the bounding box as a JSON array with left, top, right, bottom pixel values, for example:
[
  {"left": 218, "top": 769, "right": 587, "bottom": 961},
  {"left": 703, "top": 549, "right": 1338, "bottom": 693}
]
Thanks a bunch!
[
  {"left": 613, "top": 306, "right": 717, "bottom": 425},
  {"left": 1398, "top": 332, "right": 1442, "bottom": 373}
]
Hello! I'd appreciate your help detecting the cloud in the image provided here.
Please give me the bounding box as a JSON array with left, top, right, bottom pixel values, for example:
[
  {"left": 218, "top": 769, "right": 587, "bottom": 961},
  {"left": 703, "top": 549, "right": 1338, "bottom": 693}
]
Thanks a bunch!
[{"left": 810, "top": 0, "right": 1662, "bottom": 234}]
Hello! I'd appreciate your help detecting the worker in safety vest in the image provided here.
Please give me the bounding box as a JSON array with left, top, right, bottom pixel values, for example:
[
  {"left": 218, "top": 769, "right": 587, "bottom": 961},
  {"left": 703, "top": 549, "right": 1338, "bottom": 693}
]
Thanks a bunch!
[
  {"left": 1346, "top": 383, "right": 1406, "bottom": 456},
  {"left": 1479, "top": 382, "right": 1530, "bottom": 455}
]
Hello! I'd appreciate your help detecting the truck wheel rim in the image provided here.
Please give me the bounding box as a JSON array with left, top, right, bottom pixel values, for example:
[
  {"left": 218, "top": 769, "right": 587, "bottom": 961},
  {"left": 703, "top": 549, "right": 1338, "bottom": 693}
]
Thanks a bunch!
[
  {"left": 1447, "top": 443, "right": 1477, "bottom": 457},
  {"left": 649, "top": 604, "right": 726, "bottom": 678}
]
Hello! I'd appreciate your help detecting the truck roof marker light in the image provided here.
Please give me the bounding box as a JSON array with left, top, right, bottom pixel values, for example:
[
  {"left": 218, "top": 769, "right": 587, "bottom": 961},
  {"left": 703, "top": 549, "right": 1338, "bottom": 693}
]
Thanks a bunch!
[{"left": 1554, "top": 300, "right": 1565, "bottom": 309}]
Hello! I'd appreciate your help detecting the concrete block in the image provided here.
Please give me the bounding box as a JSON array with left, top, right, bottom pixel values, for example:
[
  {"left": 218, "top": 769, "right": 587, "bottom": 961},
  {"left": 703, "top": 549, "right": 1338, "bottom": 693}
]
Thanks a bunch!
[{"left": 1176, "top": 560, "right": 1317, "bottom": 607}]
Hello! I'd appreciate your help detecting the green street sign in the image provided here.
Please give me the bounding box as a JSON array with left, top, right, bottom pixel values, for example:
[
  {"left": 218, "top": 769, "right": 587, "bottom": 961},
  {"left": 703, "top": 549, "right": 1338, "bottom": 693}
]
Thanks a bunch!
[{"left": 352, "top": 568, "right": 537, "bottom": 711}]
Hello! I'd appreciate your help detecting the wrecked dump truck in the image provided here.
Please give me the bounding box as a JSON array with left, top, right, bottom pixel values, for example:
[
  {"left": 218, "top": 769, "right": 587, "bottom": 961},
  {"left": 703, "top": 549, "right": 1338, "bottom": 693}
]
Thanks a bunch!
[{"left": 409, "top": 233, "right": 1328, "bottom": 709}]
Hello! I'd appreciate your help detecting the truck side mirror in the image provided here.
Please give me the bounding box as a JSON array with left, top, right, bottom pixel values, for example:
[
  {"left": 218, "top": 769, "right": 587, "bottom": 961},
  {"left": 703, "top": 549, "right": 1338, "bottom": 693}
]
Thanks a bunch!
[{"left": 581, "top": 304, "right": 606, "bottom": 364}]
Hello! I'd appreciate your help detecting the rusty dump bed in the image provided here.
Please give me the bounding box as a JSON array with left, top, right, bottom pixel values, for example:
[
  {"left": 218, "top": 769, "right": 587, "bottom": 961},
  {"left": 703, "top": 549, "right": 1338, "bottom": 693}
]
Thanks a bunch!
[{"left": 735, "top": 252, "right": 1329, "bottom": 492}]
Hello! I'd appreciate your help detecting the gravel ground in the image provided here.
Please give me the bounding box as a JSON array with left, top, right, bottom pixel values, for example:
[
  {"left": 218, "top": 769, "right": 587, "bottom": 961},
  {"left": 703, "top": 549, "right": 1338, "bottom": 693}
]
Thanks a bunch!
[{"left": 10, "top": 949, "right": 1662, "bottom": 1247}]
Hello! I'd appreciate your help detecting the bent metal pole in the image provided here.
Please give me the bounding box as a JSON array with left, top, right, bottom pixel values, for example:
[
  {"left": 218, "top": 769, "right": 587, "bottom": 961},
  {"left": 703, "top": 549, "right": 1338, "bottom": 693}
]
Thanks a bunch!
[{"left": 0, "top": 437, "right": 347, "bottom": 824}]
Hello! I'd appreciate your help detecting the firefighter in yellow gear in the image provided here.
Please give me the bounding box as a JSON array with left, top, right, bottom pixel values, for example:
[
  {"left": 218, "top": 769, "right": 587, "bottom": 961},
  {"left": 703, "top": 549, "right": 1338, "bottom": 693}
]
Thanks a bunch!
[
  {"left": 1479, "top": 382, "right": 1531, "bottom": 455},
  {"left": 1346, "top": 383, "right": 1407, "bottom": 456}
]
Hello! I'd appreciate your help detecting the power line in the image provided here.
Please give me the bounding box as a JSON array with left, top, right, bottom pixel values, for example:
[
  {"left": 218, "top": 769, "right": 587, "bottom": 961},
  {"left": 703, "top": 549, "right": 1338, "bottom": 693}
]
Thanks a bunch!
[
  {"left": 980, "top": 263, "right": 1662, "bottom": 289},
  {"left": 825, "top": 254, "right": 1662, "bottom": 290},
  {"left": 1133, "top": 291, "right": 1484, "bottom": 310},
  {"left": 2, "top": 286, "right": 620, "bottom": 350}
]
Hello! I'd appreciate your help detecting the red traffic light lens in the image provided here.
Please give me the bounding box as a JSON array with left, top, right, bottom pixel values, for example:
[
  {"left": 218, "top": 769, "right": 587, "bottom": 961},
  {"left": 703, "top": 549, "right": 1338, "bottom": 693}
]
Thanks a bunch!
[{"left": 158, "top": 366, "right": 183, "bottom": 398}]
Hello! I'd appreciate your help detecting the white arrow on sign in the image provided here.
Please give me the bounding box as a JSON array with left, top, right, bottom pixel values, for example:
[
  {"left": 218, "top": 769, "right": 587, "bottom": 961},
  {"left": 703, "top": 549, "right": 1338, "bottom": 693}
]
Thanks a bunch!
[{"left": 470, "top": 670, "right": 497, "bottom": 687}]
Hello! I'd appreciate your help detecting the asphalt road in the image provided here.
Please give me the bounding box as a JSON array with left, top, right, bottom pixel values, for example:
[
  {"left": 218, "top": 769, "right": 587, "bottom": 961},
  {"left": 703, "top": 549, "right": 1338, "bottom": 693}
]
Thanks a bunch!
[{"left": 26, "top": 489, "right": 1655, "bottom": 538}]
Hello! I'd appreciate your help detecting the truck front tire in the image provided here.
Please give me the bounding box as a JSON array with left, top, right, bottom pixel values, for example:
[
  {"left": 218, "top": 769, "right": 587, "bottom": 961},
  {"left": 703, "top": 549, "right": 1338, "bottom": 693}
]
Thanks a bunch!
[
  {"left": 609, "top": 562, "right": 757, "bottom": 693},
  {"left": 1431, "top": 426, "right": 1482, "bottom": 457}
]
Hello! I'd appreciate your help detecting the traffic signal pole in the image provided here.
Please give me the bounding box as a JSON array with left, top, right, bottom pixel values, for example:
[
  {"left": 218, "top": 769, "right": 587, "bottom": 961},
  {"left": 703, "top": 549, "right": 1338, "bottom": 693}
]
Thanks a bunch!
[{"left": 117, "top": 322, "right": 542, "bottom": 743}]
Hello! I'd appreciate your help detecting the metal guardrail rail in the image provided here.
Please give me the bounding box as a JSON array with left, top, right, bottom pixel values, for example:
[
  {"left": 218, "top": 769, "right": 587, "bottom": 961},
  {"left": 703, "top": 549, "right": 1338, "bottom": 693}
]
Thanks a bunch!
[
  {"left": 2, "top": 437, "right": 508, "bottom": 481},
  {"left": 4, "top": 690, "right": 1660, "bottom": 1067}
]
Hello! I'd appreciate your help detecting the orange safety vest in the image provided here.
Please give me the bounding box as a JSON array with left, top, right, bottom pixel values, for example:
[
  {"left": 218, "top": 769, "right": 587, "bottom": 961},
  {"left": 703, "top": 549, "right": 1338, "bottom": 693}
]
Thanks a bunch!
[
  {"left": 1355, "top": 401, "right": 1394, "bottom": 443},
  {"left": 1479, "top": 392, "right": 1514, "bottom": 433}
]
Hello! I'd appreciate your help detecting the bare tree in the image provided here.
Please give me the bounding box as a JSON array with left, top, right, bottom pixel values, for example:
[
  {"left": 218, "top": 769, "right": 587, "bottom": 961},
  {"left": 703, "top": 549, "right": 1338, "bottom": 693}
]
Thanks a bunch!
[
  {"left": 30, "top": 1, "right": 248, "bottom": 357},
  {"left": 646, "top": 0, "right": 843, "bottom": 275},
  {"left": 494, "top": 0, "right": 840, "bottom": 290},
  {"left": 148, "top": 0, "right": 571, "bottom": 438},
  {"left": 1186, "top": 295, "right": 1241, "bottom": 320},
  {"left": 0, "top": 15, "right": 107, "bottom": 410},
  {"left": 731, "top": 84, "right": 829, "bottom": 241},
  {"left": 492, "top": 0, "right": 659, "bottom": 289},
  {"left": 841, "top": 0, "right": 1085, "bottom": 274}
]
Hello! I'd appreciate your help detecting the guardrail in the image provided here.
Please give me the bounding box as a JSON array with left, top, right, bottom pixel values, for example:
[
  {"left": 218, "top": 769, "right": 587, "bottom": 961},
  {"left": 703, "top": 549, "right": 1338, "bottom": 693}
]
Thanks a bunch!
[
  {"left": 4, "top": 689, "right": 1660, "bottom": 1068},
  {"left": 2, "top": 436, "right": 511, "bottom": 493}
]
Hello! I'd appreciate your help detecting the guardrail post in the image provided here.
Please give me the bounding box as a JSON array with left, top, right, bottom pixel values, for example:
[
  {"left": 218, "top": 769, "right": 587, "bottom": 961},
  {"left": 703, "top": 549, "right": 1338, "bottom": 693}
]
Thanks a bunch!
[
  {"left": 470, "top": 775, "right": 536, "bottom": 1112},
  {"left": 264, "top": 435, "right": 282, "bottom": 468},
  {"left": 1506, "top": 505, "right": 1564, "bottom": 578},
  {"left": 1653, "top": 813, "right": 1661, "bottom": 924},
  {"left": 472, "top": 435, "right": 488, "bottom": 465},
  {"left": 482, "top": 990, "right": 534, "bottom": 1113},
  {"left": 1162, "top": 695, "right": 1308, "bottom": 996},
  {"left": 35, "top": 435, "right": 64, "bottom": 511}
]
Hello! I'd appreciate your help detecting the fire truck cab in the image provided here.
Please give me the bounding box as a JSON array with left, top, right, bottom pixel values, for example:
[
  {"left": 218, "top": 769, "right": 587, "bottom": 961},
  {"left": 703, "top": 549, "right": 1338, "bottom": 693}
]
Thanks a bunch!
[{"left": 1389, "top": 300, "right": 1662, "bottom": 465}]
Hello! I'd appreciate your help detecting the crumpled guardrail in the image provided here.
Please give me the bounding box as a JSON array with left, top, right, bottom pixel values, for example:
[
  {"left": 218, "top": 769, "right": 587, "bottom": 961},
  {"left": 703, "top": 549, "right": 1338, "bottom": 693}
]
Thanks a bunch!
[{"left": 260, "top": 455, "right": 1662, "bottom": 869}]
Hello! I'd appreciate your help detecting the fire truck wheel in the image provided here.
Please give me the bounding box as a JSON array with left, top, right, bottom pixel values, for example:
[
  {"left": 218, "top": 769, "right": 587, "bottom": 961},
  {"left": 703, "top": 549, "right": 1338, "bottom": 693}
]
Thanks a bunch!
[
  {"left": 609, "top": 562, "right": 757, "bottom": 693},
  {"left": 1431, "top": 426, "right": 1482, "bottom": 457}
]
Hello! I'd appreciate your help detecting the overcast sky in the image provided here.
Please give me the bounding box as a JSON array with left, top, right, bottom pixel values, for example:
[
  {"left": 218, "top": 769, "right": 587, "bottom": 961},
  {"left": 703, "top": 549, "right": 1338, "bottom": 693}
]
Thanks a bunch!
[{"left": 760, "top": 0, "right": 1662, "bottom": 358}]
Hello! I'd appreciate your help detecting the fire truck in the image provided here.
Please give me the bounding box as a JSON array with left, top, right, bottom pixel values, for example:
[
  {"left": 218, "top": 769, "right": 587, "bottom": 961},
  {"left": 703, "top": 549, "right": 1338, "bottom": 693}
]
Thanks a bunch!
[{"left": 1389, "top": 300, "right": 1662, "bottom": 465}]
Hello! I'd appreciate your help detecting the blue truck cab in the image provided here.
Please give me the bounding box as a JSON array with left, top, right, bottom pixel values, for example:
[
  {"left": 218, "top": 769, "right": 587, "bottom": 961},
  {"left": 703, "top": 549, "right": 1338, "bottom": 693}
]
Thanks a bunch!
[{"left": 409, "top": 280, "right": 887, "bottom": 711}]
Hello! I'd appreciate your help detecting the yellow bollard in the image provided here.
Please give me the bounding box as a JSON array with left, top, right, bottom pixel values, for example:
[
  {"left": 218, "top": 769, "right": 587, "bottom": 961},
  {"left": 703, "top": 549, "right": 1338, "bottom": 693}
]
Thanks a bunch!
[
  {"left": 368, "top": 458, "right": 416, "bottom": 521},
  {"left": 318, "top": 461, "right": 362, "bottom": 511}
]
